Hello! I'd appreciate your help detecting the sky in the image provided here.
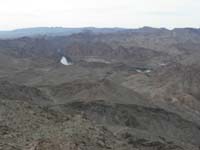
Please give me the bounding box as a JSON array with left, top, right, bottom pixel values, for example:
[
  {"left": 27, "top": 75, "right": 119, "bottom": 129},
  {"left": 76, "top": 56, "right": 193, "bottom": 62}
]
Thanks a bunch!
[{"left": 0, "top": 0, "right": 199, "bottom": 30}]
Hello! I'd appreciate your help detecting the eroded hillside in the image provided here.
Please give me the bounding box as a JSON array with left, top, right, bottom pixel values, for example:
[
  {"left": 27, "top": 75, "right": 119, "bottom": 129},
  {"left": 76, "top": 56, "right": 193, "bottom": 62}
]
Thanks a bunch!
[{"left": 0, "top": 28, "right": 200, "bottom": 149}]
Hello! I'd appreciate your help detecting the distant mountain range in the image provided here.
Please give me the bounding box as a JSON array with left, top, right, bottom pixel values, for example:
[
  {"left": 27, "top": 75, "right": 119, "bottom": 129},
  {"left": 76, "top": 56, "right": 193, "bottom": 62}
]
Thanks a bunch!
[
  {"left": 0, "top": 27, "right": 126, "bottom": 39},
  {"left": 0, "top": 26, "right": 199, "bottom": 39}
]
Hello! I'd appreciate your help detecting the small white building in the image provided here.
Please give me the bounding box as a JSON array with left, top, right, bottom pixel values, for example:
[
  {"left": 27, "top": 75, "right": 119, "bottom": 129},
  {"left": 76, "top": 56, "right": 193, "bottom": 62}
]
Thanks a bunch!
[{"left": 60, "top": 56, "right": 72, "bottom": 66}]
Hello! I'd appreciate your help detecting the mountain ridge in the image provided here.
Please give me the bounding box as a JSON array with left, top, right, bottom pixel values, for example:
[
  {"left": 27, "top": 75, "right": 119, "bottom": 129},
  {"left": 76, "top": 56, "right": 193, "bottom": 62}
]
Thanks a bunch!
[{"left": 0, "top": 26, "right": 200, "bottom": 39}]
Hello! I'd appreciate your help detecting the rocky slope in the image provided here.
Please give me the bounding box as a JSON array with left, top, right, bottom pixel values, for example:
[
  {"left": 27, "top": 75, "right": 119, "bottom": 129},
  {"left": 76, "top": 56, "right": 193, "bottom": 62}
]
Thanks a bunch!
[{"left": 0, "top": 27, "right": 200, "bottom": 149}]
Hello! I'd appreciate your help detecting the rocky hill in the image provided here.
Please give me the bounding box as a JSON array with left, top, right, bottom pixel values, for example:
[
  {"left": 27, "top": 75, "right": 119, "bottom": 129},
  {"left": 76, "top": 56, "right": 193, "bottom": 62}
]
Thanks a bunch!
[{"left": 0, "top": 27, "right": 200, "bottom": 149}]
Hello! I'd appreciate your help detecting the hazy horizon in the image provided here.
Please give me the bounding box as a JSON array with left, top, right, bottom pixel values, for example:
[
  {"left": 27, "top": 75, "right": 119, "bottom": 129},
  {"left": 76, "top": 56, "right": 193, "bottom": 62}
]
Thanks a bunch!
[
  {"left": 0, "top": 0, "right": 199, "bottom": 30},
  {"left": 1, "top": 26, "right": 200, "bottom": 32}
]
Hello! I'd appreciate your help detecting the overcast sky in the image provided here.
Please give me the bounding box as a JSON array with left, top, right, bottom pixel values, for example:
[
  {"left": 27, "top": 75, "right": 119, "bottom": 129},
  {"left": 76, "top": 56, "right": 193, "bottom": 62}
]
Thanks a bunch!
[{"left": 0, "top": 0, "right": 199, "bottom": 30}]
